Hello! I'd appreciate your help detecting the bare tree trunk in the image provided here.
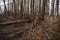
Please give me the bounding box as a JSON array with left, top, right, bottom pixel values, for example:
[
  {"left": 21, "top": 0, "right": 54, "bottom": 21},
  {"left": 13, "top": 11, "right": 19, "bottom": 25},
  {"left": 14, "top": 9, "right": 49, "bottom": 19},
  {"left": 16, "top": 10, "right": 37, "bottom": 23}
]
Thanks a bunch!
[
  {"left": 54, "top": 0, "right": 57, "bottom": 16},
  {"left": 17, "top": 0, "right": 20, "bottom": 19},
  {"left": 24, "top": 0, "right": 26, "bottom": 14},
  {"left": 20, "top": 0, "right": 24, "bottom": 19},
  {"left": 23, "top": 0, "right": 26, "bottom": 18},
  {"left": 3, "top": 0, "right": 7, "bottom": 17},
  {"left": 7, "top": 0, "right": 9, "bottom": 16},
  {"left": 13, "top": 0, "right": 18, "bottom": 20},
  {"left": 18, "top": 0, "right": 19, "bottom": 13},
  {"left": 9, "top": 3, "right": 15, "bottom": 18},
  {"left": 42, "top": 0, "right": 46, "bottom": 21},
  {"left": 49, "top": 0, "right": 50, "bottom": 15},
  {"left": 31, "top": 0, "right": 34, "bottom": 19},
  {"left": 39, "top": 0, "right": 47, "bottom": 21},
  {"left": 57, "top": 0, "right": 59, "bottom": 16},
  {"left": 8, "top": 0, "right": 9, "bottom": 11},
  {"left": 38, "top": 0, "right": 42, "bottom": 21},
  {"left": 39, "top": 0, "right": 41, "bottom": 15},
  {"left": 51, "top": 0, "right": 54, "bottom": 16},
  {"left": 46, "top": 0, "right": 49, "bottom": 15},
  {"left": 39, "top": 0, "right": 44, "bottom": 21},
  {"left": 27, "top": 0, "right": 29, "bottom": 17},
  {"left": 0, "top": 6, "right": 2, "bottom": 14}
]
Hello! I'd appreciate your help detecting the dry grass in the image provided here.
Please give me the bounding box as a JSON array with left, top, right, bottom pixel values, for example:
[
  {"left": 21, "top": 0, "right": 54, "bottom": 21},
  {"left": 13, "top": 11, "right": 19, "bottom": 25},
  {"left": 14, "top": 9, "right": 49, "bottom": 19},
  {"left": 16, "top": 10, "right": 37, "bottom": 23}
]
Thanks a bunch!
[{"left": 44, "top": 15, "right": 59, "bottom": 24}]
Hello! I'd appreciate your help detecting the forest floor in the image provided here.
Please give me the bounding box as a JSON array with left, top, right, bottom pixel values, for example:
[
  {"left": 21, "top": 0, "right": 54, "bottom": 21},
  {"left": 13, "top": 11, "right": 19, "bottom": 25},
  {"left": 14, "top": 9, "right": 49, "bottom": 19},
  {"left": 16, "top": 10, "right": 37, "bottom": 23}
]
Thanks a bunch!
[{"left": 0, "top": 16, "right": 60, "bottom": 40}]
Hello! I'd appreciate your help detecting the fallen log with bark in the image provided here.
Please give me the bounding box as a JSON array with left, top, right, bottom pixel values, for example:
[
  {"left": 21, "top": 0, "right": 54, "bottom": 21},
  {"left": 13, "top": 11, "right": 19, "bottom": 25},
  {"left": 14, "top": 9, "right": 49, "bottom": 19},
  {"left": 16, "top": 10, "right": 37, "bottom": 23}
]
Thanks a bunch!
[{"left": 0, "top": 18, "right": 32, "bottom": 26}]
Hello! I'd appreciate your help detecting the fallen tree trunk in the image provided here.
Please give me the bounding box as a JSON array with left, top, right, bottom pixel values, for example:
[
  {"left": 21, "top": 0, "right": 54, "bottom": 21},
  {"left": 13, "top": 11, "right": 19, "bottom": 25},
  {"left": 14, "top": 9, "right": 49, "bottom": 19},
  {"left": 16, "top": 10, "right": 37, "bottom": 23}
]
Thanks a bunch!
[{"left": 0, "top": 20, "right": 28, "bottom": 26}]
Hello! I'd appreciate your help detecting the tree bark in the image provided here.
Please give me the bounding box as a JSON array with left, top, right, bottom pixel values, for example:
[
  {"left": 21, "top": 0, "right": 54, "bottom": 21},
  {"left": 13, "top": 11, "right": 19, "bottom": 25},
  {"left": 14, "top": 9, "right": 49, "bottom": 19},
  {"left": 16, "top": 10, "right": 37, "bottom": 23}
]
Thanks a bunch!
[
  {"left": 13, "top": 0, "right": 17, "bottom": 19},
  {"left": 57, "top": 0, "right": 59, "bottom": 16},
  {"left": 27, "top": 0, "right": 29, "bottom": 16},
  {"left": 51, "top": 0, "right": 54, "bottom": 16},
  {"left": 20, "top": 0, "right": 24, "bottom": 19},
  {"left": 3, "top": 0, "right": 7, "bottom": 17},
  {"left": 42, "top": 0, "right": 46, "bottom": 21},
  {"left": 31, "top": 0, "right": 34, "bottom": 18}
]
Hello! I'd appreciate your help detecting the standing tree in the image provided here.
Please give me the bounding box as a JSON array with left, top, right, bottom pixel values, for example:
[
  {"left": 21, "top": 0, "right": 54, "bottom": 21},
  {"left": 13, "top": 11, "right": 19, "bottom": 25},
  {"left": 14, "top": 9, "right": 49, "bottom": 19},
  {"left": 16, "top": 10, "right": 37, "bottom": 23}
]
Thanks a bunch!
[
  {"left": 51, "top": 0, "right": 54, "bottom": 16},
  {"left": 27, "top": 0, "right": 29, "bottom": 17},
  {"left": 13, "top": 0, "right": 17, "bottom": 19},
  {"left": 31, "top": 0, "right": 34, "bottom": 19},
  {"left": 2, "top": 0, "right": 7, "bottom": 17},
  {"left": 8, "top": 0, "right": 9, "bottom": 11},
  {"left": 45, "top": 0, "right": 49, "bottom": 15},
  {"left": 54, "top": 0, "right": 57, "bottom": 16},
  {"left": 20, "top": 0, "right": 24, "bottom": 19},
  {"left": 42, "top": 0, "right": 47, "bottom": 21},
  {"left": 38, "top": 0, "right": 43, "bottom": 20},
  {"left": 57, "top": 0, "right": 59, "bottom": 16},
  {"left": 39, "top": 0, "right": 41, "bottom": 16},
  {"left": 24, "top": 0, "right": 26, "bottom": 18},
  {"left": 0, "top": 6, "right": 3, "bottom": 23},
  {"left": 0, "top": 6, "right": 2, "bottom": 14}
]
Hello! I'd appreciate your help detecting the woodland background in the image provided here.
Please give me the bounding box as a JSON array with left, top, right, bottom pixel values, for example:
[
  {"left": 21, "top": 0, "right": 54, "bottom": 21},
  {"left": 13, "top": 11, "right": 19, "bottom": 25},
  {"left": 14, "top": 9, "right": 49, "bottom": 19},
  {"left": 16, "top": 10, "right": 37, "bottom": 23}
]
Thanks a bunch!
[{"left": 0, "top": 0, "right": 60, "bottom": 40}]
